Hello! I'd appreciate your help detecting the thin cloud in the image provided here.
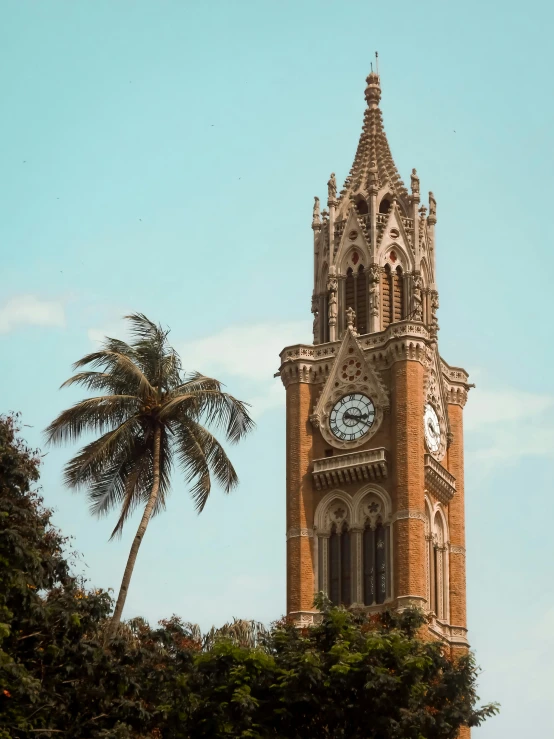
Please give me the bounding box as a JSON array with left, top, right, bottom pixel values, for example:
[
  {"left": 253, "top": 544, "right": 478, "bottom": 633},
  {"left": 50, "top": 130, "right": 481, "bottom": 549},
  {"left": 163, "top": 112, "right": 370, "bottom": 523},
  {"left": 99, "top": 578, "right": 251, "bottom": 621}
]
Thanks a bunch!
[
  {"left": 466, "top": 385, "right": 554, "bottom": 468},
  {"left": 0, "top": 295, "right": 65, "bottom": 334}
]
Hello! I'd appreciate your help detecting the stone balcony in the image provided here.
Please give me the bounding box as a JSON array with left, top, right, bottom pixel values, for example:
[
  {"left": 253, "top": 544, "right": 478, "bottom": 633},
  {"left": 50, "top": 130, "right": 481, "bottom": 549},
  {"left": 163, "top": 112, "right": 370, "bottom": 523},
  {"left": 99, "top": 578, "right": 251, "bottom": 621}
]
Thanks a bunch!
[
  {"left": 313, "top": 448, "right": 387, "bottom": 490},
  {"left": 424, "top": 454, "right": 456, "bottom": 504}
]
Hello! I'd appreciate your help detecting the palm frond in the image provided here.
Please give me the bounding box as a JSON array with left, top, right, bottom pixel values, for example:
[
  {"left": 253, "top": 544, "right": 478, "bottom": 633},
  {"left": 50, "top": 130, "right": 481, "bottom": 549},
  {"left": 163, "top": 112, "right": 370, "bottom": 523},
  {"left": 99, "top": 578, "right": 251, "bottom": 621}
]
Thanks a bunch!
[
  {"left": 45, "top": 395, "right": 140, "bottom": 445},
  {"left": 174, "top": 417, "right": 239, "bottom": 512},
  {"left": 160, "top": 387, "right": 254, "bottom": 444},
  {"left": 71, "top": 348, "right": 156, "bottom": 400},
  {"left": 62, "top": 417, "right": 143, "bottom": 489}
]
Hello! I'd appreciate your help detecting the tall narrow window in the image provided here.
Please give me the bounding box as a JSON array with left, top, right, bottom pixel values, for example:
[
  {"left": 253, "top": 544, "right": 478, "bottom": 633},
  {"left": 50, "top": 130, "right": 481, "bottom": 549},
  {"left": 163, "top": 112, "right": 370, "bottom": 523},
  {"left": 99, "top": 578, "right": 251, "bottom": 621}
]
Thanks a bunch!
[
  {"left": 375, "top": 522, "right": 387, "bottom": 604},
  {"left": 327, "top": 522, "right": 352, "bottom": 607},
  {"left": 392, "top": 266, "right": 404, "bottom": 322},
  {"left": 345, "top": 267, "right": 355, "bottom": 319},
  {"left": 381, "top": 265, "right": 392, "bottom": 328},
  {"left": 362, "top": 519, "right": 390, "bottom": 606},
  {"left": 340, "top": 523, "right": 351, "bottom": 606},
  {"left": 363, "top": 525, "right": 375, "bottom": 606},
  {"left": 329, "top": 524, "right": 340, "bottom": 606},
  {"left": 356, "top": 265, "right": 368, "bottom": 334}
]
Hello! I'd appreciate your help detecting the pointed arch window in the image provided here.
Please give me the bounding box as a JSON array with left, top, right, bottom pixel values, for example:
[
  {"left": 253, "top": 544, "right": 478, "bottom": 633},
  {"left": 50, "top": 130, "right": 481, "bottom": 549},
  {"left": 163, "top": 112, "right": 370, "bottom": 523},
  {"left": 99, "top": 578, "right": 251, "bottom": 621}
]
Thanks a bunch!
[
  {"left": 392, "top": 266, "right": 404, "bottom": 322},
  {"left": 328, "top": 522, "right": 352, "bottom": 607},
  {"left": 426, "top": 506, "right": 449, "bottom": 621},
  {"left": 355, "top": 265, "right": 368, "bottom": 334},
  {"left": 362, "top": 518, "right": 389, "bottom": 606}
]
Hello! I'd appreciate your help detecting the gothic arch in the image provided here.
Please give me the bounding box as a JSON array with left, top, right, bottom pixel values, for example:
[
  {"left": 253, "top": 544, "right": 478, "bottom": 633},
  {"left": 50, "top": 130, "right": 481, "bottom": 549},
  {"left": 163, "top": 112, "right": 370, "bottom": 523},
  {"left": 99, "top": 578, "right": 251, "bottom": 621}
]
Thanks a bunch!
[
  {"left": 425, "top": 501, "right": 450, "bottom": 621},
  {"left": 352, "top": 484, "right": 392, "bottom": 526},
  {"left": 314, "top": 489, "right": 353, "bottom": 534}
]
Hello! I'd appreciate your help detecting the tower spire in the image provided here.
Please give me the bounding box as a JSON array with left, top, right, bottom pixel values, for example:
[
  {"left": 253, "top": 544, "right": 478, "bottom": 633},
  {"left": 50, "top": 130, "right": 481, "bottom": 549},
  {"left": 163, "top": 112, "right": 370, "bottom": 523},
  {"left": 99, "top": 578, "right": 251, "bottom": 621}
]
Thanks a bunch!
[{"left": 338, "top": 68, "right": 408, "bottom": 217}]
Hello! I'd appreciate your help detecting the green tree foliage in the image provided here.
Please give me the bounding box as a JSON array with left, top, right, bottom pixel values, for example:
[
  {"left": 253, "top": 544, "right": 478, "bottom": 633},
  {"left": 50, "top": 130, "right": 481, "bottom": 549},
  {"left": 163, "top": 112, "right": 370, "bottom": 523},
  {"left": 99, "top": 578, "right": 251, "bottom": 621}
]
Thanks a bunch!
[
  {"left": 45, "top": 314, "right": 254, "bottom": 631},
  {"left": 0, "top": 415, "right": 498, "bottom": 738}
]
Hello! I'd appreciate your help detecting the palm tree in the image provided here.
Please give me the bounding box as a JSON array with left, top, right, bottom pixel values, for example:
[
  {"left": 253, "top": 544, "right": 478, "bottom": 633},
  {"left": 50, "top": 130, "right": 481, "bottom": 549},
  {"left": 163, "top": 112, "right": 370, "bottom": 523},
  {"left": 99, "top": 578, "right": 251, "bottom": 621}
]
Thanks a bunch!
[{"left": 45, "top": 314, "right": 254, "bottom": 635}]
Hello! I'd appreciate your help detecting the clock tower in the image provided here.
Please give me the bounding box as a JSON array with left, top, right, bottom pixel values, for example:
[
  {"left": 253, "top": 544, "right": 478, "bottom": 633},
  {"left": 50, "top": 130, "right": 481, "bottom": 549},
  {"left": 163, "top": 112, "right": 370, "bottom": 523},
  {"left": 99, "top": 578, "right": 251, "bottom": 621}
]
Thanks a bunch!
[{"left": 278, "top": 70, "right": 470, "bottom": 658}]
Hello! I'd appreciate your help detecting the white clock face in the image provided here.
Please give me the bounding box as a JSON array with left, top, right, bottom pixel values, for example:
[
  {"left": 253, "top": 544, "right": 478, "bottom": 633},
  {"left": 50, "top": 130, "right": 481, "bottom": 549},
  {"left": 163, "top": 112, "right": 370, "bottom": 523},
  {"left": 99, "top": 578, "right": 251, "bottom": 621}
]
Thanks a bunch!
[
  {"left": 329, "top": 393, "right": 375, "bottom": 442},
  {"left": 424, "top": 404, "right": 441, "bottom": 453}
]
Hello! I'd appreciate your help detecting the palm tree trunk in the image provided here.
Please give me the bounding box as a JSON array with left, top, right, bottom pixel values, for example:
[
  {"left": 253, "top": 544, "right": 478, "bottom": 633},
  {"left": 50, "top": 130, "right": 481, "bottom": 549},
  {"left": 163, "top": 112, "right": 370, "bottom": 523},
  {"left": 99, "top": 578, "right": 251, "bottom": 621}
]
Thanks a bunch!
[{"left": 108, "top": 426, "right": 162, "bottom": 636}]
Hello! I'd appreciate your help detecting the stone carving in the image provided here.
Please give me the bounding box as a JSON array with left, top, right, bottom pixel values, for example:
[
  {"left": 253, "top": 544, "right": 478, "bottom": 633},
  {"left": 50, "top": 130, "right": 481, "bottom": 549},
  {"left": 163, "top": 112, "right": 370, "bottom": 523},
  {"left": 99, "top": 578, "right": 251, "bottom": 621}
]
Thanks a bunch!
[
  {"left": 363, "top": 498, "right": 382, "bottom": 530},
  {"left": 345, "top": 306, "right": 356, "bottom": 330},
  {"left": 368, "top": 160, "right": 378, "bottom": 191},
  {"left": 287, "top": 527, "right": 314, "bottom": 539},
  {"left": 411, "top": 271, "right": 423, "bottom": 321},
  {"left": 450, "top": 544, "right": 466, "bottom": 555},
  {"left": 429, "top": 191, "right": 437, "bottom": 220},
  {"left": 327, "top": 172, "right": 337, "bottom": 202},
  {"left": 429, "top": 289, "right": 439, "bottom": 340},
  {"left": 368, "top": 263, "right": 380, "bottom": 319},
  {"left": 327, "top": 270, "right": 338, "bottom": 338},
  {"left": 312, "top": 196, "right": 321, "bottom": 228},
  {"left": 311, "top": 292, "right": 320, "bottom": 344},
  {"left": 411, "top": 168, "right": 420, "bottom": 196},
  {"left": 392, "top": 509, "right": 426, "bottom": 523}
]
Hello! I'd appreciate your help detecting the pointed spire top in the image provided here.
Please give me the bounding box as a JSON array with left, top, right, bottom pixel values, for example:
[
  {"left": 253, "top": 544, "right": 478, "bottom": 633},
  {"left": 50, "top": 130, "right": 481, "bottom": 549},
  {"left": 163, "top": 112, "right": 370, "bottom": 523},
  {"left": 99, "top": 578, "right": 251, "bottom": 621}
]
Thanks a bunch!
[{"left": 338, "top": 63, "right": 409, "bottom": 216}]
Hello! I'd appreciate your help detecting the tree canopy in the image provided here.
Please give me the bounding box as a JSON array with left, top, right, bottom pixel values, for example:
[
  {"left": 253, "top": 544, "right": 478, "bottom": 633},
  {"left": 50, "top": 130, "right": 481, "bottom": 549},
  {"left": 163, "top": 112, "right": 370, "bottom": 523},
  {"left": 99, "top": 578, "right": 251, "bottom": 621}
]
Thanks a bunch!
[{"left": 0, "top": 415, "right": 498, "bottom": 738}]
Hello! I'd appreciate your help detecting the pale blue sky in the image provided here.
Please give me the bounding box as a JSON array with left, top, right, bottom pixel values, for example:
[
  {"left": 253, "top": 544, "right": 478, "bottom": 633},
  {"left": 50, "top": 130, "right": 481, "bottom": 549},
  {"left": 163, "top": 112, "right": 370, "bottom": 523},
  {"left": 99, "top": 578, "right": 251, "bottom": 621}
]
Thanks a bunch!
[{"left": 1, "top": 1, "right": 553, "bottom": 736}]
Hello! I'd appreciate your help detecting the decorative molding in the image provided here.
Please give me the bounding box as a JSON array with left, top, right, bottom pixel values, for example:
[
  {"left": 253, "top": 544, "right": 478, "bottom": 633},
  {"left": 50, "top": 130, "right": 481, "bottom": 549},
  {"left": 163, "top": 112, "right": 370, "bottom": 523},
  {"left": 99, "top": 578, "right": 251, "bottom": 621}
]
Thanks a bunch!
[
  {"left": 286, "top": 527, "right": 314, "bottom": 540},
  {"left": 289, "top": 610, "right": 323, "bottom": 627},
  {"left": 449, "top": 544, "right": 466, "bottom": 556},
  {"left": 428, "top": 617, "right": 469, "bottom": 647},
  {"left": 392, "top": 509, "right": 426, "bottom": 523},
  {"left": 313, "top": 448, "right": 387, "bottom": 490},
  {"left": 396, "top": 595, "right": 427, "bottom": 611},
  {"left": 309, "top": 327, "right": 389, "bottom": 450},
  {"left": 424, "top": 454, "right": 456, "bottom": 505}
]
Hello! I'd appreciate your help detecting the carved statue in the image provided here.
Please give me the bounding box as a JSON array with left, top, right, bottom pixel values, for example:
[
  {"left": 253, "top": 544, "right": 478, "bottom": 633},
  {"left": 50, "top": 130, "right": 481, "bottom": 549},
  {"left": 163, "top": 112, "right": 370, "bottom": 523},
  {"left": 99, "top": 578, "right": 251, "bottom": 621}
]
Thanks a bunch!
[
  {"left": 311, "top": 292, "right": 320, "bottom": 344},
  {"left": 368, "top": 160, "right": 378, "bottom": 190},
  {"left": 312, "top": 196, "right": 321, "bottom": 223},
  {"left": 429, "top": 191, "right": 437, "bottom": 218},
  {"left": 411, "top": 168, "right": 420, "bottom": 196},
  {"left": 368, "top": 263, "right": 380, "bottom": 318},
  {"left": 327, "top": 273, "right": 338, "bottom": 335},
  {"left": 327, "top": 172, "right": 337, "bottom": 201},
  {"left": 412, "top": 271, "right": 423, "bottom": 321},
  {"left": 345, "top": 306, "right": 356, "bottom": 329},
  {"left": 429, "top": 289, "right": 439, "bottom": 339}
]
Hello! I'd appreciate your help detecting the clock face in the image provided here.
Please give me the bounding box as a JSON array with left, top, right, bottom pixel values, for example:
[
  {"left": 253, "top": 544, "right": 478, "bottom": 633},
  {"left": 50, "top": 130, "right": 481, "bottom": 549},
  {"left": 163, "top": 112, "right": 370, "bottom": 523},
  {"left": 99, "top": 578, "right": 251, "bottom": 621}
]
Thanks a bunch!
[
  {"left": 329, "top": 393, "right": 375, "bottom": 442},
  {"left": 424, "top": 404, "right": 441, "bottom": 453}
]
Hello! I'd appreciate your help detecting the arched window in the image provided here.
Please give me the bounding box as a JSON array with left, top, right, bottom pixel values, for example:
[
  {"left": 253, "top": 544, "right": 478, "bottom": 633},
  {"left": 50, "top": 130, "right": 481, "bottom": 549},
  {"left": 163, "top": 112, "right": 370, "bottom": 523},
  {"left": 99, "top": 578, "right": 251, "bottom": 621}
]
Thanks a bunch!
[
  {"left": 381, "top": 265, "right": 392, "bottom": 328},
  {"left": 356, "top": 265, "right": 368, "bottom": 335},
  {"left": 426, "top": 506, "right": 449, "bottom": 620},
  {"left": 392, "top": 266, "right": 404, "bottom": 322},
  {"left": 345, "top": 267, "right": 355, "bottom": 319},
  {"left": 362, "top": 518, "right": 389, "bottom": 605},
  {"left": 355, "top": 195, "right": 369, "bottom": 215},
  {"left": 328, "top": 522, "right": 352, "bottom": 606},
  {"left": 379, "top": 197, "right": 391, "bottom": 214}
]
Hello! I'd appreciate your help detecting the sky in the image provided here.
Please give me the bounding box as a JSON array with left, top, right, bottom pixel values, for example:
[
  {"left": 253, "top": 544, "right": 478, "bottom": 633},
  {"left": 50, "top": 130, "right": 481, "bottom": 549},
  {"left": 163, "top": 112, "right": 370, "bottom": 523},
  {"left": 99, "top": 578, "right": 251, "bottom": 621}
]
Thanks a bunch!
[{"left": 1, "top": 0, "right": 553, "bottom": 735}]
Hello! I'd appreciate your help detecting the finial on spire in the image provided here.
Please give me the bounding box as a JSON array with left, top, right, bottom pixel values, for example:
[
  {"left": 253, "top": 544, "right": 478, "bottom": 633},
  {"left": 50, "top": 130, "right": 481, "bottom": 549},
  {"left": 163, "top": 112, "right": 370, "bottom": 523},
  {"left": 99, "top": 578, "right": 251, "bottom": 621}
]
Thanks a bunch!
[
  {"left": 365, "top": 63, "right": 381, "bottom": 108},
  {"left": 375, "top": 51, "right": 379, "bottom": 75}
]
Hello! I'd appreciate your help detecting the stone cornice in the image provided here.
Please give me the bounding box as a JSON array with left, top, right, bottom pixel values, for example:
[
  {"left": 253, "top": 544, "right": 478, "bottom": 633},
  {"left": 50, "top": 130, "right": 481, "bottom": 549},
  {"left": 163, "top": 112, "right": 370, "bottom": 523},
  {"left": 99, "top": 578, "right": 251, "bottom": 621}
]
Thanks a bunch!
[{"left": 278, "top": 325, "right": 469, "bottom": 395}]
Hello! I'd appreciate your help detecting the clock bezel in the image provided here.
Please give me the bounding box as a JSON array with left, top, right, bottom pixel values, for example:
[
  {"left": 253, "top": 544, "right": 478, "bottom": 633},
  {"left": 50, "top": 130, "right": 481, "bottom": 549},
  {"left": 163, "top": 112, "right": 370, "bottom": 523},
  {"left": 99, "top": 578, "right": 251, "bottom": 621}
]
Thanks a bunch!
[
  {"left": 316, "top": 381, "right": 385, "bottom": 450},
  {"left": 329, "top": 392, "right": 376, "bottom": 443},
  {"left": 424, "top": 402, "right": 442, "bottom": 455}
]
